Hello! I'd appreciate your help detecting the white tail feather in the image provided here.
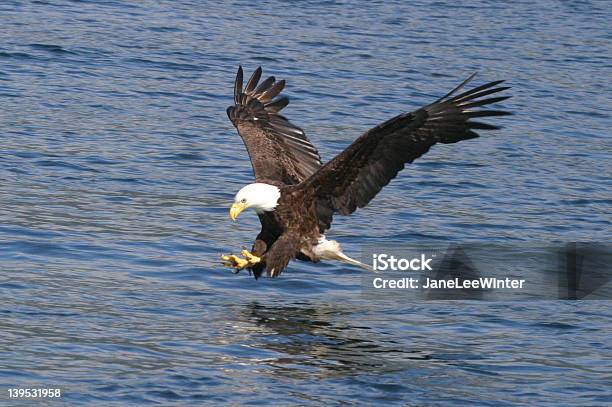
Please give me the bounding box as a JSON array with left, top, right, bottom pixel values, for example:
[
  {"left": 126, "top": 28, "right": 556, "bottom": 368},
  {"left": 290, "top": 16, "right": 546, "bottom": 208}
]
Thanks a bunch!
[
  {"left": 333, "top": 251, "right": 374, "bottom": 271},
  {"left": 313, "top": 236, "right": 374, "bottom": 272}
]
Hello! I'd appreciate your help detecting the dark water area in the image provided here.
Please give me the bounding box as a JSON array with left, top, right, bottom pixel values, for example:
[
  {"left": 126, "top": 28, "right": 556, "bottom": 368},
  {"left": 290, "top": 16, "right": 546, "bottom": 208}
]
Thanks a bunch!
[{"left": 1, "top": 0, "right": 611, "bottom": 405}]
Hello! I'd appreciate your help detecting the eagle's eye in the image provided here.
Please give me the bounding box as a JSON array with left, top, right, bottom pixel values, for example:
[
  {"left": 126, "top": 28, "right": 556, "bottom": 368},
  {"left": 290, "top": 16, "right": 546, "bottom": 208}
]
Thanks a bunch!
[{"left": 241, "top": 198, "right": 247, "bottom": 203}]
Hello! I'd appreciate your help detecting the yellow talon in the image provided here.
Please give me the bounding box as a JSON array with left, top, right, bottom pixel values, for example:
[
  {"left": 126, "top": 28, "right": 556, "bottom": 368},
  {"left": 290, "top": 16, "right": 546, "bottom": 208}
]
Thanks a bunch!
[
  {"left": 241, "top": 249, "right": 261, "bottom": 264},
  {"left": 220, "top": 254, "right": 249, "bottom": 270},
  {"left": 220, "top": 249, "right": 261, "bottom": 272}
]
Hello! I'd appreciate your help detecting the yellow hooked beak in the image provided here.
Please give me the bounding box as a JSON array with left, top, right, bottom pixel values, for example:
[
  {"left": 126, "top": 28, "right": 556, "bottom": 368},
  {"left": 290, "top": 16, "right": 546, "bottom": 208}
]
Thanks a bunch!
[{"left": 229, "top": 202, "right": 247, "bottom": 221}]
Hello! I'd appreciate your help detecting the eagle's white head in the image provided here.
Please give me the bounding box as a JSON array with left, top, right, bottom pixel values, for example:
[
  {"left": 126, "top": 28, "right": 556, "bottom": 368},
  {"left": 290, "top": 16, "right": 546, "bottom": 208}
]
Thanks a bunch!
[{"left": 230, "top": 183, "right": 281, "bottom": 220}]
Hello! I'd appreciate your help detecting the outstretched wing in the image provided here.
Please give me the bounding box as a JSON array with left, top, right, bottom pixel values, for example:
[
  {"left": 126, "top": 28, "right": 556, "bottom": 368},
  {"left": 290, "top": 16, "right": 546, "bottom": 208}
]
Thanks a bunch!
[
  {"left": 227, "top": 66, "right": 322, "bottom": 185},
  {"left": 302, "top": 74, "right": 511, "bottom": 228}
]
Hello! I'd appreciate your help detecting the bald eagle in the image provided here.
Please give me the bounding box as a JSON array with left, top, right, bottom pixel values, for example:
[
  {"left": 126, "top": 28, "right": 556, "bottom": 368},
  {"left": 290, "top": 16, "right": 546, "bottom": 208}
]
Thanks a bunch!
[{"left": 221, "top": 66, "right": 510, "bottom": 278}]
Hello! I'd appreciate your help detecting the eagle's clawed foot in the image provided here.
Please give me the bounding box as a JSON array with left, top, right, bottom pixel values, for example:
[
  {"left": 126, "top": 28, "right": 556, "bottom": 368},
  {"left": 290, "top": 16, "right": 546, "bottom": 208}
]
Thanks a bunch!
[
  {"left": 241, "top": 249, "right": 261, "bottom": 265},
  {"left": 221, "top": 250, "right": 261, "bottom": 273},
  {"left": 221, "top": 254, "right": 249, "bottom": 272}
]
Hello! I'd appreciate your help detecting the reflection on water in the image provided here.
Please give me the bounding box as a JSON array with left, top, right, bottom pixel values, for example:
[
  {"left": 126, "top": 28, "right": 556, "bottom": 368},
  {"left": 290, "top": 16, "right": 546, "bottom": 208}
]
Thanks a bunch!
[{"left": 245, "top": 302, "right": 431, "bottom": 377}]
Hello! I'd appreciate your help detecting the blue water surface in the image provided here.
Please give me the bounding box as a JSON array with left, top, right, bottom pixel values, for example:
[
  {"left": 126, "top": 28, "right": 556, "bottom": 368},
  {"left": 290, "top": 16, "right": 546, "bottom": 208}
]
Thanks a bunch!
[{"left": 0, "top": 0, "right": 611, "bottom": 405}]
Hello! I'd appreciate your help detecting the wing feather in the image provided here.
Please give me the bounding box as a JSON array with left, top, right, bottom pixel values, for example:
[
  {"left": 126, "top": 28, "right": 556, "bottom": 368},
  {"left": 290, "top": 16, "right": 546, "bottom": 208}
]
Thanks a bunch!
[
  {"left": 301, "top": 74, "right": 511, "bottom": 228},
  {"left": 244, "top": 67, "right": 262, "bottom": 93},
  {"left": 227, "top": 66, "right": 322, "bottom": 185}
]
